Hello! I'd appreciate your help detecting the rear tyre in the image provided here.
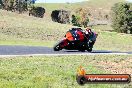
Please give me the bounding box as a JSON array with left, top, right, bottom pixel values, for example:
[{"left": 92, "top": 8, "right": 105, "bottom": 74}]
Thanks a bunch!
[{"left": 87, "top": 47, "right": 92, "bottom": 52}]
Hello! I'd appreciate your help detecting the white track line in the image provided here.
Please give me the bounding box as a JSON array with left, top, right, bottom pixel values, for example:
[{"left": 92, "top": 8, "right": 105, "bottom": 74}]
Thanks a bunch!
[{"left": 0, "top": 53, "right": 131, "bottom": 57}]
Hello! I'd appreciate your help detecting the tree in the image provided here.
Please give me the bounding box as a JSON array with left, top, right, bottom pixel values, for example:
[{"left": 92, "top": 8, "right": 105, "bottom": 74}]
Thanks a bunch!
[
  {"left": 1, "top": 0, "right": 36, "bottom": 13},
  {"left": 111, "top": 2, "right": 132, "bottom": 34},
  {"left": 0, "top": 0, "right": 4, "bottom": 8},
  {"left": 71, "top": 8, "right": 89, "bottom": 28}
]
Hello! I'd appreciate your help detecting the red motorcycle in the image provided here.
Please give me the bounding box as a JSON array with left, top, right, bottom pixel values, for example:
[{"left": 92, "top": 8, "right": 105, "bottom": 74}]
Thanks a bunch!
[{"left": 53, "top": 28, "right": 98, "bottom": 52}]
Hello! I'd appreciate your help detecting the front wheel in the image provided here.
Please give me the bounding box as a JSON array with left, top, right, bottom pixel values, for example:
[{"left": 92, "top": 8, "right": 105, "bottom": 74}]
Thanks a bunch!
[
  {"left": 53, "top": 39, "right": 67, "bottom": 51},
  {"left": 53, "top": 41, "right": 62, "bottom": 51},
  {"left": 53, "top": 44, "right": 61, "bottom": 51}
]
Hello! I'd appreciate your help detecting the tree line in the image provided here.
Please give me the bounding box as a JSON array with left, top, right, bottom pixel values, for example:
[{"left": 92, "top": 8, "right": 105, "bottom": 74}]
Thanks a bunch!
[
  {"left": 0, "top": 1, "right": 132, "bottom": 34},
  {"left": 0, "top": 0, "right": 34, "bottom": 13},
  {"left": 0, "top": 0, "right": 45, "bottom": 18}
]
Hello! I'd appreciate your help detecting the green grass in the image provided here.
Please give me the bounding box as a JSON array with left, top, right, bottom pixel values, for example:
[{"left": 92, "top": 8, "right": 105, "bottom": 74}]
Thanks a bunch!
[
  {"left": 79, "top": 0, "right": 125, "bottom": 9},
  {"left": 0, "top": 9, "right": 132, "bottom": 51},
  {"left": 0, "top": 1, "right": 132, "bottom": 88},
  {"left": 0, "top": 55, "right": 131, "bottom": 88},
  {"left": 35, "top": 0, "right": 125, "bottom": 12},
  {"left": 92, "top": 25, "right": 132, "bottom": 52},
  {"left": 0, "top": 39, "right": 55, "bottom": 47},
  {"left": 0, "top": 33, "right": 55, "bottom": 47},
  {"left": 0, "top": 10, "right": 72, "bottom": 46}
]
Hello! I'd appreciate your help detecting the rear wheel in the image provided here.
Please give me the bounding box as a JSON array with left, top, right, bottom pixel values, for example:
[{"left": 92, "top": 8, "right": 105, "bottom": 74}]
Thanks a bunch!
[{"left": 87, "top": 47, "right": 92, "bottom": 52}]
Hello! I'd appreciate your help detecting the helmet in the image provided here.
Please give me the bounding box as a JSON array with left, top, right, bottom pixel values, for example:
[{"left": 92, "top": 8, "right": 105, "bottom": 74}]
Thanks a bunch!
[{"left": 85, "top": 27, "right": 92, "bottom": 35}]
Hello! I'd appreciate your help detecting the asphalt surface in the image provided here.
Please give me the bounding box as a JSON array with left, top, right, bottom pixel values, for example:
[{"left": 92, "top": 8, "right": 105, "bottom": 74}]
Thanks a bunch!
[{"left": 0, "top": 45, "right": 131, "bottom": 56}]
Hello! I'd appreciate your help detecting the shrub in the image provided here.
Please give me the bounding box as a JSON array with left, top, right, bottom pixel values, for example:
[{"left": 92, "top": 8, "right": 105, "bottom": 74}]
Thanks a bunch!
[
  {"left": 0, "top": 0, "right": 3, "bottom": 8},
  {"left": 111, "top": 2, "right": 132, "bottom": 34},
  {"left": 51, "top": 10, "right": 70, "bottom": 24},
  {"left": 29, "top": 6, "right": 45, "bottom": 18},
  {"left": 71, "top": 14, "right": 81, "bottom": 27},
  {"left": 71, "top": 8, "right": 89, "bottom": 28}
]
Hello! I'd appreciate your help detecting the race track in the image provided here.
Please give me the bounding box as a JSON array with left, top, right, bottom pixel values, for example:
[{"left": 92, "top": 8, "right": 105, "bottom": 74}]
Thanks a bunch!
[{"left": 0, "top": 45, "right": 131, "bottom": 57}]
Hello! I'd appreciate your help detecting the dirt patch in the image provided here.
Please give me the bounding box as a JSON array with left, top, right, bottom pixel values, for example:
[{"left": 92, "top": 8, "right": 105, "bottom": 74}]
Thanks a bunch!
[{"left": 98, "top": 57, "right": 132, "bottom": 79}]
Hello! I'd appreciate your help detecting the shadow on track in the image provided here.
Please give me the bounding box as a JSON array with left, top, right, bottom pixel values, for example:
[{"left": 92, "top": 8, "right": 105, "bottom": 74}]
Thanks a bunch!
[{"left": 63, "top": 50, "right": 113, "bottom": 53}]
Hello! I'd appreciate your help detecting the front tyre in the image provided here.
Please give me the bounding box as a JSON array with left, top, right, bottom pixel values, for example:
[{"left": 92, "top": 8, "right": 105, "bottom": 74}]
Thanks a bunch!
[
  {"left": 53, "top": 44, "right": 61, "bottom": 51},
  {"left": 53, "top": 40, "right": 65, "bottom": 51}
]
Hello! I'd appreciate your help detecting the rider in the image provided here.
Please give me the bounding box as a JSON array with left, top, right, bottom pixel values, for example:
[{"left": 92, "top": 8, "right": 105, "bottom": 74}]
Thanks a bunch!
[
  {"left": 66, "top": 27, "right": 97, "bottom": 45},
  {"left": 84, "top": 27, "right": 97, "bottom": 47}
]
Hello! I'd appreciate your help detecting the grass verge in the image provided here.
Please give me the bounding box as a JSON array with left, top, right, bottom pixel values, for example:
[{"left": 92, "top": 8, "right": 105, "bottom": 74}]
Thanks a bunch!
[{"left": 0, "top": 55, "right": 131, "bottom": 88}]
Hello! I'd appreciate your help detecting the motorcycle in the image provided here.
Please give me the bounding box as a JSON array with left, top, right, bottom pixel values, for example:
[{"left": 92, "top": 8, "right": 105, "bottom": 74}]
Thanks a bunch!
[{"left": 53, "top": 31, "right": 98, "bottom": 52}]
